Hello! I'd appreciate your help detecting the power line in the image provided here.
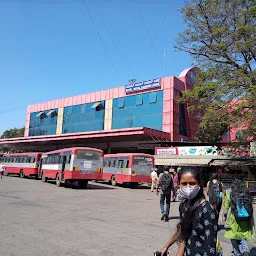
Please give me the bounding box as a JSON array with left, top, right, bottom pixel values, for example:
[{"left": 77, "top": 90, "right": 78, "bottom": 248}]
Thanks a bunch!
[
  {"left": 137, "top": 3, "right": 172, "bottom": 75},
  {"left": 81, "top": 0, "right": 120, "bottom": 80},
  {"left": 90, "top": 0, "right": 138, "bottom": 78},
  {"left": 137, "top": 7, "right": 163, "bottom": 70},
  {"left": 0, "top": 106, "right": 27, "bottom": 115}
]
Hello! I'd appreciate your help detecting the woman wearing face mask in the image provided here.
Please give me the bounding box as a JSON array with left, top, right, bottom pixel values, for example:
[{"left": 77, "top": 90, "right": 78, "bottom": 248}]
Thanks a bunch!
[{"left": 160, "top": 167, "right": 218, "bottom": 256}]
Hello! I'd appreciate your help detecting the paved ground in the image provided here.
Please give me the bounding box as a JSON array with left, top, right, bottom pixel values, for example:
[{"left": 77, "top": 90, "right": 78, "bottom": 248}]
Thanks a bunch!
[{"left": 0, "top": 176, "right": 255, "bottom": 256}]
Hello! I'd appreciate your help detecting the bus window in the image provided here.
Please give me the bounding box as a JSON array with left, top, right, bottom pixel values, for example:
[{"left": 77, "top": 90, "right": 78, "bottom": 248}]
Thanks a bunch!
[
  {"left": 42, "top": 157, "right": 47, "bottom": 164},
  {"left": 31, "top": 157, "right": 35, "bottom": 163},
  {"left": 103, "top": 159, "right": 108, "bottom": 167},
  {"left": 118, "top": 160, "right": 124, "bottom": 168},
  {"left": 65, "top": 155, "right": 71, "bottom": 164},
  {"left": 57, "top": 155, "right": 61, "bottom": 164},
  {"left": 77, "top": 150, "right": 101, "bottom": 161},
  {"left": 125, "top": 160, "right": 129, "bottom": 168}
]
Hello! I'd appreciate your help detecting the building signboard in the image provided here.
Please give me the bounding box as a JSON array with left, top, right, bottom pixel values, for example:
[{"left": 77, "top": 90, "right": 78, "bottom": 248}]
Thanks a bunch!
[
  {"left": 125, "top": 78, "right": 161, "bottom": 94},
  {"left": 155, "top": 147, "right": 178, "bottom": 155}
]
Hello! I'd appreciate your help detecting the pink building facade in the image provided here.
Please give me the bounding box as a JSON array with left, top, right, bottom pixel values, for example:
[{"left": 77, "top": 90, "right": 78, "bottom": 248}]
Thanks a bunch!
[{"left": 25, "top": 67, "right": 200, "bottom": 145}]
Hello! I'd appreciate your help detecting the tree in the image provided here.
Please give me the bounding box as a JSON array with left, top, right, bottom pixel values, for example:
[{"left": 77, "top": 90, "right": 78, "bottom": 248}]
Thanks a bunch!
[
  {"left": 176, "top": 0, "right": 256, "bottom": 143},
  {"left": 1, "top": 127, "right": 25, "bottom": 139}
]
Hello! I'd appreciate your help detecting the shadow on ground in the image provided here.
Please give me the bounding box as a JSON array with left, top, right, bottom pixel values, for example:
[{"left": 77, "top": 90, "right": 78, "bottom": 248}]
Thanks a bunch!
[
  {"left": 46, "top": 180, "right": 116, "bottom": 190},
  {"left": 168, "top": 216, "right": 180, "bottom": 220}
]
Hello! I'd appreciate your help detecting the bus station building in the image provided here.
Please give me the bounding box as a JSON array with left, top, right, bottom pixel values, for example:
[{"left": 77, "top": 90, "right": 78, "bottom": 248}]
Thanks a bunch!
[{"left": 0, "top": 67, "right": 201, "bottom": 153}]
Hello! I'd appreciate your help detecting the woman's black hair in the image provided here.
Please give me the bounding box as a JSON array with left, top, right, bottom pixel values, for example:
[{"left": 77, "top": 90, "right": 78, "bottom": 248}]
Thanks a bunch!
[
  {"left": 176, "top": 167, "right": 205, "bottom": 242},
  {"left": 210, "top": 173, "right": 218, "bottom": 181}
]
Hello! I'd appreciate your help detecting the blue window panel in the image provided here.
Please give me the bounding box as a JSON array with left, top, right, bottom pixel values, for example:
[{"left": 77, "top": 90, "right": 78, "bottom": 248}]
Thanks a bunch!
[
  {"left": 142, "top": 93, "right": 149, "bottom": 104},
  {"left": 80, "top": 113, "right": 87, "bottom": 122},
  {"left": 134, "top": 105, "right": 144, "bottom": 116},
  {"left": 136, "top": 94, "right": 143, "bottom": 105},
  {"left": 157, "top": 91, "right": 163, "bottom": 101},
  {"left": 66, "top": 106, "right": 72, "bottom": 115},
  {"left": 149, "top": 92, "right": 157, "bottom": 103},
  {"left": 72, "top": 105, "right": 81, "bottom": 114},
  {"left": 118, "top": 98, "right": 125, "bottom": 108},
  {"left": 113, "top": 99, "right": 118, "bottom": 109},
  {"left": 125, "top": 95, "right": 136, "bottom": 107},
  {"left": 81, "top": 104, "right": 86, "bottom": 113},
  {"left": 44, "top": 117, "right": 50, "bottom": 126}
]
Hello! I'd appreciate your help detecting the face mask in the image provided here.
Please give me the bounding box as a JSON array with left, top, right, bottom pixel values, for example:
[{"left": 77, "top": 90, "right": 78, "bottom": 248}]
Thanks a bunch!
[{"left": 180, "top": 186, "right": 200, "bottom": 200}]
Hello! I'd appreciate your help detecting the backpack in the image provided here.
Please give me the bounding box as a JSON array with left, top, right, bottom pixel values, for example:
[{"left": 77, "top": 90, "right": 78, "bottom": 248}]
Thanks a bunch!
[
  {"left": 161, "top": 172, "right": 173, "bottom": 194},
  {"left": 208, "top": 181, "right": 222, "bottom": 205},
  {"left": 231, "top": 192, "right": 253, "bottom": 222}
]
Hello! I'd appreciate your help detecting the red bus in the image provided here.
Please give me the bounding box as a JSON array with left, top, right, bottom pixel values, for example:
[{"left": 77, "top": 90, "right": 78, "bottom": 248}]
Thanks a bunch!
[
  {"left": 0, "top": 152, "right": 42, "bottom": 178},
  {"left": 39, "top": 147, "right": 103, "bottom": 188},
  {"left": 103, "top": 153, "right": 155, "bottom": 187}
]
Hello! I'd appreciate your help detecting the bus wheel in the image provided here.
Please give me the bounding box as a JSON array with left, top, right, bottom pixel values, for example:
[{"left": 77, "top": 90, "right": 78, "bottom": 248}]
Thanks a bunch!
[
  {"left": 78, "top": 180, "right": 88, "bottom": 189},
  {"left": 20, "top": 170, "right": 25, "bottom": 178},
  {"left": 3, "top": 171, "right": 8, "bottom": 176},
  {"left": 41, "top": 173, "right": 47, "bottom": 183},
  {"left": 111, "top": 175, "right": 117, "bottom": 186},
  {"left": 56, "top": 174, "right": 61, "bottom": 187}
]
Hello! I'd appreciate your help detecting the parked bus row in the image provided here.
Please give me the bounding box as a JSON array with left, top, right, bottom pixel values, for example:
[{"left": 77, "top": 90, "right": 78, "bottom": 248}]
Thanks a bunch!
[{"left": 0, "top": 147, "right": 155, "bottom": 188}]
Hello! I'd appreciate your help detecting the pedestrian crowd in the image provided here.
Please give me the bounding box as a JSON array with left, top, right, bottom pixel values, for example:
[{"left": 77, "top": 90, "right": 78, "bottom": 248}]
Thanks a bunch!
[{"left": 151, "top": 167, "right": 255, "bottom": 256}]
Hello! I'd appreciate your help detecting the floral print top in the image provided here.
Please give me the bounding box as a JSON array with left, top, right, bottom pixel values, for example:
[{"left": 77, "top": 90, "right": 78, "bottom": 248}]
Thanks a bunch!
[{"left": 179, "top": 200, "right": 218, "bottom": 256}]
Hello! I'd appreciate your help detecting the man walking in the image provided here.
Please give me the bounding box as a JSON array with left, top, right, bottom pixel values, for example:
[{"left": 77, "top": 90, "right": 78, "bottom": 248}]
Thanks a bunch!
[
  {"left": 157, "top": 167, "right": 174, "bottom": 222},
  {"left": 150, "top": 168, "right": 158, "bottom": 192},
  {"left": 0, "top": 162, "right": 5, "bottom": 179}
]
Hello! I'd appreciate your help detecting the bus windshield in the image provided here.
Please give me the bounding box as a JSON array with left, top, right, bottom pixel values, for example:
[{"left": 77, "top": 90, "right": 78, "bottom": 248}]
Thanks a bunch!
[
  {"left": 133, "top": 156, "right": 153, "bottom": 167},
  {"left": 77, "top": 150, "right": 101, "bottom": 161},
  {"left": 133, "top": 156, "right": 153, "bottom": 176}
]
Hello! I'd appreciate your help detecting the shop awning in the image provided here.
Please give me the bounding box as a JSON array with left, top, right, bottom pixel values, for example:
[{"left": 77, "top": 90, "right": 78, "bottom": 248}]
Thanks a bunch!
[
  {"left": 154, "top": 157, "right": 212, "bottom": 166},
  {"left": 210, "top": 159, "right": 256, "bottom": 166}
]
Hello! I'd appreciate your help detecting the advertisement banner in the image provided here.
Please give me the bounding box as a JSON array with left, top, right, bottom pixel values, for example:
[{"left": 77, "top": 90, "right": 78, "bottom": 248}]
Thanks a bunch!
[
  {"left": 125, "top": 78, "right": 161, "bottom": 94},
  {"left": 177, "top": 146, "right": 218, "bottom": 156},
  {"left": 154, "top": 146, "right": 218, "bottom": 156}
]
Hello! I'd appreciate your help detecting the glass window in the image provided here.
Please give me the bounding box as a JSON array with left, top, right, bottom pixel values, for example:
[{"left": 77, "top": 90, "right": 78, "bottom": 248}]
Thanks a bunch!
[
  {"left": 125, "top": 160, "right": 129, "bottom": 168},
  {"left": 149, "top": 92, "right": 157, "bottom": 103},
  {"left": 133, "top": 156, "right": 153, "bottom": 167},
  {"left": 118, "top": 98, "right": 125, "bottom": 108},
  {"left": 81, "top": 104, "right": 86, "bottom": 113},
  {"left": 77, "top": 150, "right": 101, "bottom": 160},
  {"left": 179, "top": 103, "right": 187, "bottom": 136},
  {"left": 72, "top": 105, "right": 81, "bottom": 114},
  {"left": 136, "top": 94, "right": 143, "bottom": 105},
  {"left": 67, "top": 106, "right": 72, "bottom": 115},
  {"left": 118, "top": 160, "right": 124, "bottom": 168}
]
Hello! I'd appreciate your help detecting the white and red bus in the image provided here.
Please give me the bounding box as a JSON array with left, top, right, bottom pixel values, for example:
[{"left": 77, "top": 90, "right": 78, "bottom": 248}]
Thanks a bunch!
[
  {"left": 0, "top": 152, "right": 42, "bottom": 178},
  {"left": 102, "top": 153, "right": 155, "bottom": 187},
  {"left": 39, "top": 147, "right": 103, "bottom": 188}
]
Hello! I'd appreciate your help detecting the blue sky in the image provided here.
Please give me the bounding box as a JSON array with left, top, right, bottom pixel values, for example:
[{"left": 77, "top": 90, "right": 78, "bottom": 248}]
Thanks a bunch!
[{"left": 0, "top": 0, "right": 192, "bottom": 135}]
